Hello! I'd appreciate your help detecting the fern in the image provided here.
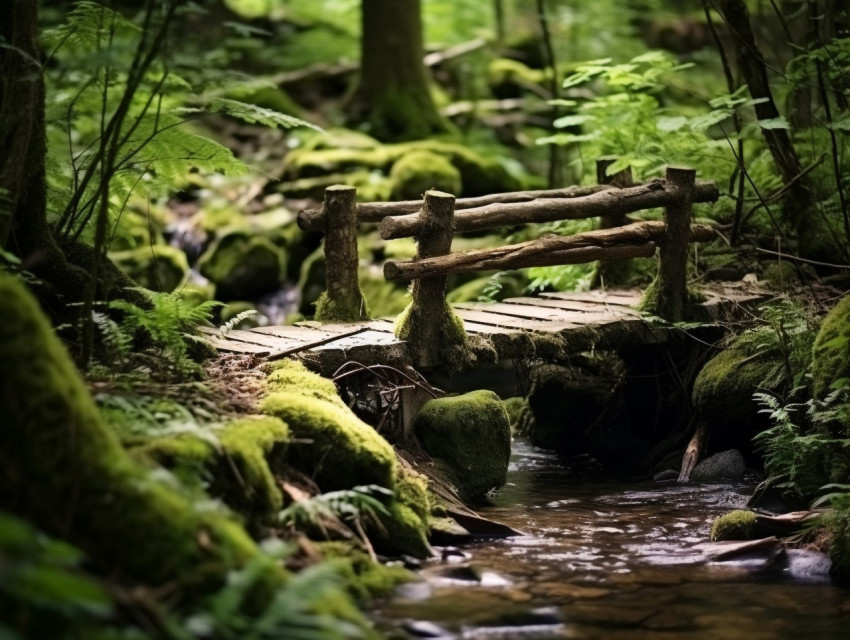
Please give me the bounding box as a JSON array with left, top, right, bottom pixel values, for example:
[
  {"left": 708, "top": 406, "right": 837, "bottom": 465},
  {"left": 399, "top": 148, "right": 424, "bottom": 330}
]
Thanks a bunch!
[
  {"left": 205, "top": 97, "right": 321, "bottom": 131},
  {"left": 109, "top": 288, "right": 221, "bottom": 373},
  {"left": 278, "top": 485, "right": 392, "bottom": 546},
  {"left": 220, "top": 309, "right": 258, "bottom": 336}
]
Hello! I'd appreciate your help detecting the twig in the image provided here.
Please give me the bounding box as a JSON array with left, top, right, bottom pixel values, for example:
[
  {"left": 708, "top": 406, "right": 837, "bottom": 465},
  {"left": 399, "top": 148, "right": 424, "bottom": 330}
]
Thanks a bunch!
[{"left": 755, "top": 247, "right": 850, "bottom": 270}]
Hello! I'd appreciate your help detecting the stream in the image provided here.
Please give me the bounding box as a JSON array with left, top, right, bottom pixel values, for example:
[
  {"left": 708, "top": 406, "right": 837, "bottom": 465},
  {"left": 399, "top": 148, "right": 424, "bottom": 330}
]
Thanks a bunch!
[{"left": 376, "top": 440, "right": 850, "bottom": 639}]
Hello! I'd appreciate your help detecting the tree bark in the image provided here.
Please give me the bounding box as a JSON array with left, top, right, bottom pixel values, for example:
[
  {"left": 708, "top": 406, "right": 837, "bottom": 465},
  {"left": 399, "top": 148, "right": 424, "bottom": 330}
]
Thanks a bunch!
[
  {"left": 718, "top": 0, "right": 811, "bottom": 227},
  {"left": 380, "top": 179, "right": 720, "bottom": 240},
  {"left": 347, "top": 0, "right": 451, "bottom": 142},
  {"left": 384, "top": 220, "right": 716, "bottom": 282}
]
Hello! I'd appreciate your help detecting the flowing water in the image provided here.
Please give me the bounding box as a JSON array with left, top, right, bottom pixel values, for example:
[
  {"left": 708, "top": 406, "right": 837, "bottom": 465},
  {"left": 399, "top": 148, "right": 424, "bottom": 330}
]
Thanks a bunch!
[{"left": 376, "top": 441, "right": 850, "bottom": 639}]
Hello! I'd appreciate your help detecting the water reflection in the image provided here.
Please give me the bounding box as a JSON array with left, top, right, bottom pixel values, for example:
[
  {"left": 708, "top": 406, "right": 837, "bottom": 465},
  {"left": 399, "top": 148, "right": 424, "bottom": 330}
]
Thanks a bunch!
[{"left": 377, "top": 440, "right": 850, "bottom": 639}]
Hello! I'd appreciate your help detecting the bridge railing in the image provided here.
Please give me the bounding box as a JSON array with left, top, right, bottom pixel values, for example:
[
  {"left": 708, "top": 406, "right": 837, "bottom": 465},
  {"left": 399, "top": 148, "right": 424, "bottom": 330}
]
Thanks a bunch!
[{"left": 297, "top": 161, "right": 719, "bottom": 366}]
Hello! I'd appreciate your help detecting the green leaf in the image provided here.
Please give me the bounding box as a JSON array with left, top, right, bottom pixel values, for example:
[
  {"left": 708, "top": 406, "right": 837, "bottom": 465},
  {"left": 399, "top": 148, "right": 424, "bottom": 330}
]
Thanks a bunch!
[
  {"left": 207, "top": 98, "right": 322, "bottom": 131},
  {"left": 758, "top": 117, "right": 790, "bottom": 130},
  {"left": 552, "top": 114, "right": 592, "bottom": 129},
  {"left": 656, "top": 116, "right": 688, "bottom": 132}
]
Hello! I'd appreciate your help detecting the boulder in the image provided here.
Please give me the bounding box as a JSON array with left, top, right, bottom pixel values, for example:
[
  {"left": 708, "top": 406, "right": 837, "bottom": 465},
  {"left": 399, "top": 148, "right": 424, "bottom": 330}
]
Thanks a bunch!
[
  {"left": 197, "top": 231, "right": 284, "bottom": 301},
  {"left": 389, "top": 150, "right": 462, "bottom": 200},
  {"left": 413, "top": 390, "right": 511, "bottom": 503},
  {"left": 690, "top": 449, "right": 746, "bottom": 483},
  {"left": 110, "top": 244, "right": 189, "bottom": 292}
]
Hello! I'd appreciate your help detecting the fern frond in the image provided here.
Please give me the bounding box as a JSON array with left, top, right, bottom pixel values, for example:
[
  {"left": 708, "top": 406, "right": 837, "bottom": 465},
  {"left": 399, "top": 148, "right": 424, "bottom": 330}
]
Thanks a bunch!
[{"left": 206, "top": 97, "right": 322, "bottom": 131}]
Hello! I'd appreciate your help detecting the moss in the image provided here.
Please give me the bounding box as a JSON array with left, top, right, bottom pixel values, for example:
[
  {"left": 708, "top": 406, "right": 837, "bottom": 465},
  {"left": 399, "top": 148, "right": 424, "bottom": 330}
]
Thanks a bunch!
[
  {"left": 710, "top": 510, "right": 757, "bottom": 541},
  {"left": 314, "top": 289, "right": 369, "bottom": 323},
  {"left": 376, "top": 467, "right": 432, "bottom": 558},
  {"left": 302, "top": 128, "right": 381, "bottom": 152},
  {"left": 487, "top": 58, "right": 546, "bottom": 99},
  {"left": 0, "top": 274, "right": 266, "bottom": 589},
  {"left": 265, "top": 359, "right": 342, "bottom": 404},
  {"left": 692, "top": 327, "right": 803, "bottom": 423},
  {"left": 110, "top": 244, "right": 189, "bottom": 293},
  {"left": 197, "top": 231, "right": 284, "bottom": 301},
  {"left": 811, "top": 294, "right": 850, "bottom": 400},
  {"left": 413, "top": 391, "right": 511, "bottom": 503},
  {"left": 134, "top": 416, "right": 290, "bottom": 519},
  {"left": 261, "top": 390, "right": 396, "bottom": 491},
  {"left": 358, "top": 271, "right": 410, "bottom": 318},
  {"left": 394, "top": 300, "right": 473, "bottom": 371},
  {"left": 284, "top": 140, "right": 520, "bottom": 198},
  {"left": 389, "top": 150, "right": 462, "bottom": 200},
  {"left": 502, "top": 397, "right": 527, "bottom": 433},
  {"left": 317, "top": 542, "right": 413, "bottom": 601},
  {"left": 638, "top": 279, "right": 705, "bottom": 320}
]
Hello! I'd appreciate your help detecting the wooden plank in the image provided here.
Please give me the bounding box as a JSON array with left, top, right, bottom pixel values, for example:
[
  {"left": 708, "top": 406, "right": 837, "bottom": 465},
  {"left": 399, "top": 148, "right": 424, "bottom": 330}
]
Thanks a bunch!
[
  {"left": 212, "top": 329, "right": 307, "bottom": 351},
  {"left": 311, "top": 329, "right": 403, "bottom": 351},
  {"left": 455, "top": 320, "right": 521, "bottom": 336},
  {"left": 199, "top": 331, "right": 273, "bottom": 355},
  {"left": 454, "top": 301, "right": 631, "bottom": 324},
  {"left": 453, "top": 308, "right": 582, "bottom": 332},
  {"left": 501, "top": 296, "right": 642, "bottom": 316},
  {"left": 539, "top": 290, "right": 642, "bottom": 307}
]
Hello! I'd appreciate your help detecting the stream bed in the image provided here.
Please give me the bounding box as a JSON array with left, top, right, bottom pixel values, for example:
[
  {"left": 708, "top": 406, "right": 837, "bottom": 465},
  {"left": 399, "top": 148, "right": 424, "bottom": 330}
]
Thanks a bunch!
[{"left": 376, "top": 441, "right": 850, "bottom": 639}]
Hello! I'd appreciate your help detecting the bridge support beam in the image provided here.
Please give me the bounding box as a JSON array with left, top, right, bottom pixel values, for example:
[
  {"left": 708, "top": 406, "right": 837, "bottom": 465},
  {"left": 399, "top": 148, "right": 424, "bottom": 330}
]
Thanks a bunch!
[
  {"left": 642, "top": 166, "right": 697, "bottom": 322},
  {"left": 314, "top": 185, "right": 368, "bottom": 322},
  {"left": 394, "top": 190, "right": 466, "bottom": 368}
]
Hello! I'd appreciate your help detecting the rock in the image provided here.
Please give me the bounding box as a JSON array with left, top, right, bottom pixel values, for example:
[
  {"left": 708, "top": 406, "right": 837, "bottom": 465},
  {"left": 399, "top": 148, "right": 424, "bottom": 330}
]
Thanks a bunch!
[
  {"left": 414, "top": 390, "right": 511, "bottom": 503},
  {"left": 690, "top": 449, "right": 745, "bottom": 483},
  {"left": 710, "top": 510, "right": 757, "bottom": 541},
  {"left": 110, "top": 244, "right": 189, "bottom": 292},
  {"left": 402, "top": 620, "right": 452, "bottom": 638},
  {"left": 389, "top": 150, "right": 462, "bottom": 200},
  {"left": 197, "top": 231, "right": 284, "bottom": 301},
  {"left": 654, "top": 469, "right": 679, "bottom": 482},
  {"left": 811, "top": 293, "right": 850, "bottom": 400}
]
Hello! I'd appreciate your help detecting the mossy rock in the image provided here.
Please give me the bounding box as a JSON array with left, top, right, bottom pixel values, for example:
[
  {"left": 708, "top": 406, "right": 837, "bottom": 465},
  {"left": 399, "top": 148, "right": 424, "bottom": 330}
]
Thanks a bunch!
[
  {"left": 389, "top": 150, "right": 462, "bottom": 201},
  {"left": 317, "top": 542, "right": 413, "bottom": 602},
  {"left": 378, "top": 467, "right": 433, "bottom": 558},
  {"left": 260, "top": 361, "right": 397, "bottom": 491},
  {"left": 302, "top": 128, "right": 381, "bottom": 152},
  {"left": 502, "top": 397, "right": 527, "bottom": 433},
  {"left": 197, "top": 231, "right": 284, "bottom": 301},
  {"left": 811, "top": 294, "right": 850, "bottom": 400},
  {"left": 525, "top": 361, "right": 619, "bottom": 455},
  {"left": 488, "top": 58, "right": 546, "bottom": 99},
  {"left": 710, "top": 510, "right": 757, "bottom": 541},
  {"left": 693, "top": 326, "right": 810, "bottom": 424},
  {"left": 413, "top": 390, "right": 511, "bottom": 503},
  {"left": 134, "top": 416, "right": 290, "bottom": 519},
  {"left": 110, "top": 244, "right": 189, "bottom": 293},
  {"left": 0, "top": 274, "right": 265, "bottom": 588}
]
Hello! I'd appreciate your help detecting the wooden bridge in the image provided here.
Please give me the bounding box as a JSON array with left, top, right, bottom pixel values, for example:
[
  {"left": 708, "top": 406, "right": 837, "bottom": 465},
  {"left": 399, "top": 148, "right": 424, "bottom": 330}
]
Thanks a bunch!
[
  {"left": 202, "top": 284, "right": 765, "bottom": 374},
  {"left": 204, "top": 161, "right": 765, "bottom": 374}
]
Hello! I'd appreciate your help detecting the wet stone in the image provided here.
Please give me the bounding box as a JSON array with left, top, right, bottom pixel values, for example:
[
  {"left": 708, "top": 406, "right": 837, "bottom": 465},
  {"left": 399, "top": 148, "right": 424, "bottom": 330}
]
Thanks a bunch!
[{"left": 532, "top": 582, "right": 611, "bottom": 600}]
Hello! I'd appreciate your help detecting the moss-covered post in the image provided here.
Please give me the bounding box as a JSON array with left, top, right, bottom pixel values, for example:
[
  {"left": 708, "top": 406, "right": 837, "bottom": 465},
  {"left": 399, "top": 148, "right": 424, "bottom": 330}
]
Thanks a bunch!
[
  {"left": 314, "top": 185, "right": 368, "bottom": 322},
  {"left": 641, "top": 166, "right": 696, "bottom": 322},
  {"left": 594, "top": 157, "right": 635, "bottom": 288},
  {"left": 394, "top": 190, "right": 466, "bottom": 368}
]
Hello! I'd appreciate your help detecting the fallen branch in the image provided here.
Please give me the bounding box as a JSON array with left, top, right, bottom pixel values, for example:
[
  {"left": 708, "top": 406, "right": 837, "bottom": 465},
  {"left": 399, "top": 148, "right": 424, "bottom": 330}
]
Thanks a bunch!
[{"left": 678, "top": 420, "right": 708, "bottom": 483}]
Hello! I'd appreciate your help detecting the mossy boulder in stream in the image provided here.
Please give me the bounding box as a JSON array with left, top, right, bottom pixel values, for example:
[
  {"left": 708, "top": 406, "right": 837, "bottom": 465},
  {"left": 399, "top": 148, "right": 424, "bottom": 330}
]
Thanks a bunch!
[
  {"left": 413, "top": 390, "right": 511, "bottom": 503},
  {"left": 198, "top": 231, "right": 284, "bottom": 301},
  {"left": 0, "top": 274, "right": 263, "bottom": 588},
  {"left": 710, "top": 510, "right": 757, "bottom": 541}
]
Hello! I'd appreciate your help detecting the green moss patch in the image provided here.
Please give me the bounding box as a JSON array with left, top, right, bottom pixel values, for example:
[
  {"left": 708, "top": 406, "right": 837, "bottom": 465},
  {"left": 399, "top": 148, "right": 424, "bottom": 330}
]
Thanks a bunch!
[
  {"left": 0, "top": 274, "right": 264, "bottom": 589},
  {"left": 710, "top": 510, "right": 757, "bottom": 541},
  {"left": 389, "top": 150, "right": 462, "bottom": 200},
  {"left": 812, "top": 294, "right": 850, "bottom": 400},
  {"left": 197, "top": 231, "right": 284, "bottom": 301},
  {"left": 110, "top": 244, "right": 189, "bottom": 293},
  {"left": 413, "top": 390, "right": 511, "bottom": 503}
]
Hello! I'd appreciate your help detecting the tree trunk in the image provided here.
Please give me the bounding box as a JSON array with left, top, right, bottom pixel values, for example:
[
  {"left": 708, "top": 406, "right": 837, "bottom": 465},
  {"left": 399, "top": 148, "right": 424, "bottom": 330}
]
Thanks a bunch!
[
  {"left": 347, "top": 0, "right": 451, "bottom": 142},
  {"left": 718, "top": 0, "right": 811, "bottom": 228}
]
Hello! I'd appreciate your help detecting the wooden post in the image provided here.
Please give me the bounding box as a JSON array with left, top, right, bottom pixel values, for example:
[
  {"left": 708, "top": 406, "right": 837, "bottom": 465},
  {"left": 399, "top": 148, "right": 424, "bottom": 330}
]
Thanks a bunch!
[
  {"left": 643, "top": 166, "right": 697, "bottom": 322},
  {"left": 594, "top": 157, "right": 635, "bottom": 288},
  {"left": 314, "top": 185, "right": 368, "bottom": 322},
  {"left": 395, "top": 190, "right": 463, "bottom": 368}
]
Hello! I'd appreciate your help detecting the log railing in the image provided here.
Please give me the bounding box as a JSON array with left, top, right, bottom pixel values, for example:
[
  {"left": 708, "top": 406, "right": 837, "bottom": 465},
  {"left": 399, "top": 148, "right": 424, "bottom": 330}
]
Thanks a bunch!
[{"left": 298, "top": 160, "right": 719, "bottom": 366}]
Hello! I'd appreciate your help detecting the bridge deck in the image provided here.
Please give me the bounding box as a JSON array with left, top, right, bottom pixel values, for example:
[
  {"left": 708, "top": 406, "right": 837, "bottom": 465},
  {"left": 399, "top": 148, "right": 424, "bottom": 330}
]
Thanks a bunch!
[{"left": 201, "top": 284, "right": 767, "bottom": 373}]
